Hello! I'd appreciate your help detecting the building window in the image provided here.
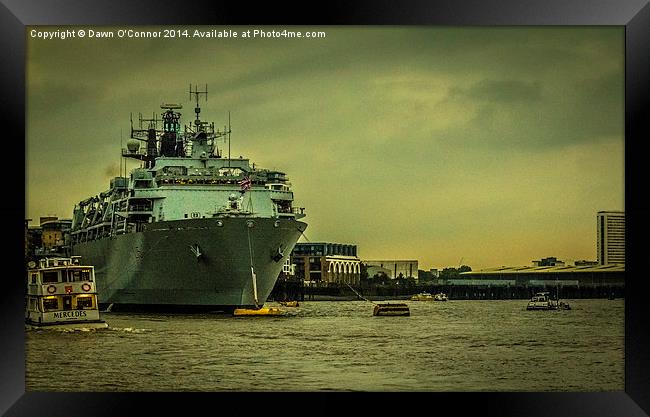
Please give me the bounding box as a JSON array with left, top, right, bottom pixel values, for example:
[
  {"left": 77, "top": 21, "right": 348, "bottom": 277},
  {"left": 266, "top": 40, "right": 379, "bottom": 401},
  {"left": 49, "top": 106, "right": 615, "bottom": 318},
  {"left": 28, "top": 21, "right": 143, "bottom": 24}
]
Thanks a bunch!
[{"left": 309, "top": 257, "right": 321, "bottom": 271}]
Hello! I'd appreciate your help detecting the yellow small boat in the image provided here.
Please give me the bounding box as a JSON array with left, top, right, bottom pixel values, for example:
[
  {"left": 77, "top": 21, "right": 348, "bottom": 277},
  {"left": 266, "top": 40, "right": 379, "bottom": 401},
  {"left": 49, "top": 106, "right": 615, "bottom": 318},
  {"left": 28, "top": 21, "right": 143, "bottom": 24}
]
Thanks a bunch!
[
  {"left": 233, "top": 307, "right": 283, "bottom": 317},
  {"left": 279, "top": 300, "right": 299, "bottom": 307},
  {"left": 410, "top": 292, "right": 434, "bottom": 301}
]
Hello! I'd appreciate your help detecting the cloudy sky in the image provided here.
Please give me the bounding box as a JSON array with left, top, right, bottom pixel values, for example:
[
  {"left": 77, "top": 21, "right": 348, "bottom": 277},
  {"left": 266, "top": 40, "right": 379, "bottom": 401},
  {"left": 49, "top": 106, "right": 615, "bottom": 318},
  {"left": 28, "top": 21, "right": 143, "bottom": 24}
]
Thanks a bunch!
[{"left": 26, "top": 26, "right": 624, "bottom": 270}]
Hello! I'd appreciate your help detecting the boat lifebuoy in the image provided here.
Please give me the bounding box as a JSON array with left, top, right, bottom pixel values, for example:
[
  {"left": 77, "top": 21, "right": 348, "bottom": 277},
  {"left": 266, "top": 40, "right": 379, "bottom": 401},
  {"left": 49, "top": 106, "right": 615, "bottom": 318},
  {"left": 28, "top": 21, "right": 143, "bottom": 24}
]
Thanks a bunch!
[
  {"left": 81, "top": 283, "right": 91, "bottom": 292},
  {"left": 46, "top": 285, "right": 56, "bottom": 294}
]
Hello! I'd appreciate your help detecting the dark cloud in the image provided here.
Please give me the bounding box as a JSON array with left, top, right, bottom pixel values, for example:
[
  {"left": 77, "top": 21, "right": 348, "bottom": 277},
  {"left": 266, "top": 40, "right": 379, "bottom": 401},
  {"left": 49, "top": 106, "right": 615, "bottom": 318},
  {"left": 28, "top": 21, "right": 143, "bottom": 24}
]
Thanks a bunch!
[{"left": 450, "top": 79, "right": 543, "bottom": 103}]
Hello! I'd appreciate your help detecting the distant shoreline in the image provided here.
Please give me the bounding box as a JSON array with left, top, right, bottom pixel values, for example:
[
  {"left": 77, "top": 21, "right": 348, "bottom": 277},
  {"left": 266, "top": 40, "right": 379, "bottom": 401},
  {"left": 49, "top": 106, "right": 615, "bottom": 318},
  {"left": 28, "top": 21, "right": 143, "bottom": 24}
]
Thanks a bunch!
[{"left": 274, "top": 295, "right": 624, "bottom": 302}]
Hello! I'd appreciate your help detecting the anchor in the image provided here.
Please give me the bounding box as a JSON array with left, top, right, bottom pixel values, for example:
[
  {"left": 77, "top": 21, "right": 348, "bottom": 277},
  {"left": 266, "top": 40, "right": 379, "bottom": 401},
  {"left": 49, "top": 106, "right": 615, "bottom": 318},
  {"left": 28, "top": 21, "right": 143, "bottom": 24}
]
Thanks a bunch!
[{"left": 189, "top": 243, "right": 203, "bottom": 260}]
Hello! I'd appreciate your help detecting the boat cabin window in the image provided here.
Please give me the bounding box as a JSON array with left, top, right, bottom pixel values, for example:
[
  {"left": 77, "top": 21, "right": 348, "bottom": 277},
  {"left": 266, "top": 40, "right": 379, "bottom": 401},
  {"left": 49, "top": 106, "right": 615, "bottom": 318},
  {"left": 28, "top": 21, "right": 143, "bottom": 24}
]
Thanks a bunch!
[
  {"left": 76, "top": 296, "right": 93, "bottom": 309},
  {"left": 67, "top": 270, "right": 92, "bottom": 282},
  {"left": 42, "top": 271, "right": 58, "bottom": 283},
  {"left": 29, "top": 298, "right": 37, "bottom": 311},
  {"left": 42, "top": 297, "right": 59, "bottom": 311},
  {"left": 31, "top": 273, "right": 38, "bottom": 284}
]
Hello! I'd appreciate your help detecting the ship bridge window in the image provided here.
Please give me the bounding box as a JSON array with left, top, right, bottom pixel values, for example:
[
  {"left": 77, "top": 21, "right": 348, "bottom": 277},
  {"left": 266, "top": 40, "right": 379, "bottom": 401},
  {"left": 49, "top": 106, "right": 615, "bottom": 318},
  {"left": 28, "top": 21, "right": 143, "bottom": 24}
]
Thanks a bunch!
[
  {"left": 43, "top": 297, "right": 59, "bottom": 311},
  {"left": 163, "top": 166, "right": 187, "bottom": 176},
  {"left": 42, "top": 271, "right": 58, "bottom": 283},
  {"left": 275, "top": 200, "right": 292, "bottom": 213}
]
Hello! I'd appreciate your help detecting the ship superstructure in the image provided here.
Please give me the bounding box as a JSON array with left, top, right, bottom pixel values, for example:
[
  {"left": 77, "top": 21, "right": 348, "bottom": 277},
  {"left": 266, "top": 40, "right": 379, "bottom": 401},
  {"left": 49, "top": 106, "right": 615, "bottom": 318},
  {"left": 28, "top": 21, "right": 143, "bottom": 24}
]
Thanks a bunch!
[{"left": 69, "top": 85, "right": 307, "bottom": 311}]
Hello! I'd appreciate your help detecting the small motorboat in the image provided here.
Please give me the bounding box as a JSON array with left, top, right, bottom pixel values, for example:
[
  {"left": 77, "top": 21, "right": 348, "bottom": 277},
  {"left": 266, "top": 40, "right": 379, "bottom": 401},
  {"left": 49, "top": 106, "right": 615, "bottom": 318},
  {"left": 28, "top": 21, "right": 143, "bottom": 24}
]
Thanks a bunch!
[
  {"left": 434, "top": 293, "right": 448, "bottom": 301},
  {"left": 526, "top": 292, "right": 571, "bottom": 311},
  {"left": 410, "top": 292, "right": 433, "bottom": 301}
]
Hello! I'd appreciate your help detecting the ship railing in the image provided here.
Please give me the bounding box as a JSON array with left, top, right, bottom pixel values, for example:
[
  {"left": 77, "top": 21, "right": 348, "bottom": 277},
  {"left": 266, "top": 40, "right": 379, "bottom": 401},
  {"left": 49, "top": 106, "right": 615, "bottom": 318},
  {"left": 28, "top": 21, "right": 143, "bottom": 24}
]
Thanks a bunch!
[
  {"left": 121, "top": 148, "right": 148, "bottom": 161},
  {"left": 158, "top": 177, "right": 252, "bottom": 186},
  {"left": 276, "top": 206, "right": 306, "bottom": 218},
  {"left": 128, "top": 204, "right": 153, "bottom": 212}
]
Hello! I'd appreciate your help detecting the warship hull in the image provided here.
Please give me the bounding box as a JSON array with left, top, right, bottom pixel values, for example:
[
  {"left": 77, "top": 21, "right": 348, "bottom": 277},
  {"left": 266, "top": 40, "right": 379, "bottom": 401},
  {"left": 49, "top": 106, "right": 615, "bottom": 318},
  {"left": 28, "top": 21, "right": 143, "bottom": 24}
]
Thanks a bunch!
[{"left": 71, "top": 216, "right": 306, "bottom": 312}]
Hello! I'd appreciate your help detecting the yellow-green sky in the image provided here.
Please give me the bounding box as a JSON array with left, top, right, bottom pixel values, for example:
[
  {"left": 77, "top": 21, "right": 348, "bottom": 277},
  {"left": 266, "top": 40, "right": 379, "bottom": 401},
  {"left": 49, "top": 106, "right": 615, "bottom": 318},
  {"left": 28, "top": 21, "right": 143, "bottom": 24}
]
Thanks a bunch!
[{"left": 26, "top": 26, "right": 624, "bottom": 270}]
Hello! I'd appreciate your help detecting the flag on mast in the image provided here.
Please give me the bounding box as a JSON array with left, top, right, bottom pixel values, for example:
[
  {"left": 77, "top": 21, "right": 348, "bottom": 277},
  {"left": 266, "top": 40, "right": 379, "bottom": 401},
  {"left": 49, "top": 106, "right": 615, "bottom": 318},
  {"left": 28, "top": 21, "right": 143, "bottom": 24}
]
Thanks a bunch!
[{"left": 239, "top": 176, "right": 252, "bottom": 191}]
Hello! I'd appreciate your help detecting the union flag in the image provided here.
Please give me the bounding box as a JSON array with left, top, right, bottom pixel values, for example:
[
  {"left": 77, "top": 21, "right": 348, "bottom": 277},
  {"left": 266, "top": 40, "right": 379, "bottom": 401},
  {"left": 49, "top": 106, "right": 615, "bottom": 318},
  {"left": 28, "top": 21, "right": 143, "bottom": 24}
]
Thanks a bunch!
[{"left": 239, "top": 176, "right": 252, "bottom": 191}]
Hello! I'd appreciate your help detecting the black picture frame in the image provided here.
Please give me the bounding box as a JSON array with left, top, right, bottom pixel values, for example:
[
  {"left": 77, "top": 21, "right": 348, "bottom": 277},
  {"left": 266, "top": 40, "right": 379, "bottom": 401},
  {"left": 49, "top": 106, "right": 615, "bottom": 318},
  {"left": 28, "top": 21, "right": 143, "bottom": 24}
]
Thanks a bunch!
[{"left": 2, "top": 0, "right": 648, "bottom": 415}]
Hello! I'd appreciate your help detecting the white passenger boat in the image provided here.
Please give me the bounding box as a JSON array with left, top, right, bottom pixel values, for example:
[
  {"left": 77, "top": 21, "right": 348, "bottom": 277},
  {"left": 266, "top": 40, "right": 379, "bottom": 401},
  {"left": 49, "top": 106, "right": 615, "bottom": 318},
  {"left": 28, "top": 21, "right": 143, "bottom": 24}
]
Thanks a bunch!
[
  {"left": 434, "top": 292, "right": 448, "bottom": 301},
  {"left": 410, "top": 292, "right": 434, "bottom": 301},
  {"left": 526, "top": 292, "right": 571, "bottom": 311},
  {"left": 25, "top": 256, "right": 109, "bottom": 330}
]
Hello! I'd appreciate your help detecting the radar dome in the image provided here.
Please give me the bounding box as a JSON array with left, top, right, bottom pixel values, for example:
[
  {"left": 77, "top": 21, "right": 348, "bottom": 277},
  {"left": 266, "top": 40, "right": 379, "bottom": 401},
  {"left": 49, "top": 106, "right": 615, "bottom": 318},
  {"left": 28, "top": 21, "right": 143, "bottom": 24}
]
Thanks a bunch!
[{"left": 126, "top": 139, "right": 140, "bottom": 152}]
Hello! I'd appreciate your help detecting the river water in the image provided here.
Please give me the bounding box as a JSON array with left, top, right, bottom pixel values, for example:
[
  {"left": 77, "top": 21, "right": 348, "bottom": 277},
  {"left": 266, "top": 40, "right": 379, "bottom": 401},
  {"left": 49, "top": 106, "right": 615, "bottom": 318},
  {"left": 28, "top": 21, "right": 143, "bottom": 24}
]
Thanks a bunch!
[{"left": 25, "top": 299, "right": 624, "bottom": 392}]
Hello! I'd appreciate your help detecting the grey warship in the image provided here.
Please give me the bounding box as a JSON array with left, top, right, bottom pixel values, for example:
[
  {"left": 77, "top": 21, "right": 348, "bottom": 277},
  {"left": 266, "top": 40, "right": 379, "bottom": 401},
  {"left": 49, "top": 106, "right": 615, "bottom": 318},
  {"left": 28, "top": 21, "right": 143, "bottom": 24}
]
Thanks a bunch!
[{"left": 69, "top": 85, "right": 307, "bottom": 312}]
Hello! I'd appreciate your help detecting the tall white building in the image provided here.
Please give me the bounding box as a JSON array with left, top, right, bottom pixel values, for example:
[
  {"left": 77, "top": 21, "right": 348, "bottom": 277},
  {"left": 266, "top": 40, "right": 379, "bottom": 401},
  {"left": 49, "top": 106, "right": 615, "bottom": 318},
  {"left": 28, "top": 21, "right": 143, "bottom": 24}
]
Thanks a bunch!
[{"left": 597, "top": 211, "right": 625, "bottom": 265}]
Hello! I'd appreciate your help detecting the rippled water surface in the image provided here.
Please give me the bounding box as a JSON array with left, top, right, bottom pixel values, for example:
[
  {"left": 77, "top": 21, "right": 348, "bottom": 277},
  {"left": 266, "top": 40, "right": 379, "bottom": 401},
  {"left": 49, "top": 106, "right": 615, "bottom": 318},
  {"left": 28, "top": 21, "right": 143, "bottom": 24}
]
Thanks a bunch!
[{"left": 26, "top": 299, "right": 624, "bottom": 391}]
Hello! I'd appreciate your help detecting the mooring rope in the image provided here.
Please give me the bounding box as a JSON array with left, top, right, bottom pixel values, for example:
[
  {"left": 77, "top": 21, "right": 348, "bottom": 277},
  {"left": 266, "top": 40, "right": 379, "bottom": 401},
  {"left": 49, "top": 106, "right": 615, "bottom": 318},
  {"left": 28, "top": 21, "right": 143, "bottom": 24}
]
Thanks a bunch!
[
  {"left": 246, "top": 225, "right": 259, "bottom": 308},
  {"left": 298, "top": 228, "right": 310, "bottom": 242},
  {"left": 345, "top": 282, "right": 377, "bottom": 306}
]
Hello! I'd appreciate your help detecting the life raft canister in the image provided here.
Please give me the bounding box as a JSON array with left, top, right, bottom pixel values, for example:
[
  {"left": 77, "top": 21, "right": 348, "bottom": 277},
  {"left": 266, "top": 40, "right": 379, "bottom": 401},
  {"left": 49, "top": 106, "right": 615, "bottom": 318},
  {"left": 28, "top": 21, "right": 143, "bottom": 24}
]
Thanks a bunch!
[
  {"left": 81, "top": 283, "right": 91, "bottom": 292},
  {"left": 46, "top": 285, "right": 56, "bottom": 294}
]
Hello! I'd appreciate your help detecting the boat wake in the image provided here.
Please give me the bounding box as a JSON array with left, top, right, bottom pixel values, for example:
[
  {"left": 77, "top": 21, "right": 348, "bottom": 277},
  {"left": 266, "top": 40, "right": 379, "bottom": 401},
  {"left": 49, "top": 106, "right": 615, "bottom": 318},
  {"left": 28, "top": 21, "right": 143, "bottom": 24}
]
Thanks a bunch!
[
  {"left": 106, "top": 327, "right": 149, "bottom": 333},
  {"left": 27, "top": 326, "right": 106, "bottom": 333}
]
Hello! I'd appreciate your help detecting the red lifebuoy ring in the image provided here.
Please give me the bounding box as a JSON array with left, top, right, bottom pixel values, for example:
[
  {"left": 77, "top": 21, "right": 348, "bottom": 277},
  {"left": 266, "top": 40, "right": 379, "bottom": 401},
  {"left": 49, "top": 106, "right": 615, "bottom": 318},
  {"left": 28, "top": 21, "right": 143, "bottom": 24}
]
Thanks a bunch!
[
  {"left": 81, "top": 283, "right": 91, "bottom": 292},
  {"left": 46, "top": 285, "right": 56, "bottom": 294}
]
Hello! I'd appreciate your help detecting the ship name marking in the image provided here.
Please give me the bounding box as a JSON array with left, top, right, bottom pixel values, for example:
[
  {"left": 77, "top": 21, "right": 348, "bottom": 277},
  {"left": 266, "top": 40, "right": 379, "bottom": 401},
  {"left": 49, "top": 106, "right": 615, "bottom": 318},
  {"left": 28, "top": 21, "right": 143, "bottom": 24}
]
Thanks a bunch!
[{"left": 53, "top": 311, "right": 87, "bottom": 319}]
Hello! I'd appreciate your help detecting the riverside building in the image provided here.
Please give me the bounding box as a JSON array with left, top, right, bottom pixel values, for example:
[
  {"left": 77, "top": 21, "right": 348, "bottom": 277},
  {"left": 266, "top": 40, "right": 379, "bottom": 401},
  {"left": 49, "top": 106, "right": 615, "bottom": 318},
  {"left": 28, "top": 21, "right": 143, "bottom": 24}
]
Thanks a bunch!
[
  {"left": 291, "top": 242, "right": 361, "bottom": 285},
  {"left": 25, "top": 217, "right": 72, "bottom": 258},
  {"left": 458, "top": 264, "right": 624, "bottom": 287},
  {"left": 363, "top": 260, "right": 419, "bottom": 281},
  {"left": 597, "top": 211, "right": 625, "bottom": 265}
]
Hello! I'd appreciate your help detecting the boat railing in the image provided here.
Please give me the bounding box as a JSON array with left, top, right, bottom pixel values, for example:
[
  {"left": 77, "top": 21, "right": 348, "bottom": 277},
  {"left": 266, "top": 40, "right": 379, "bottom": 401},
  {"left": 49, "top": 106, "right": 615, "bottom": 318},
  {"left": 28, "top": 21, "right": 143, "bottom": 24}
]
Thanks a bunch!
[
  {"left": 39, "top": 258, "right": 72, "bottom": 268},
  {"left": 128, "top": 204, "right": 153, "bottom": 212}
]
